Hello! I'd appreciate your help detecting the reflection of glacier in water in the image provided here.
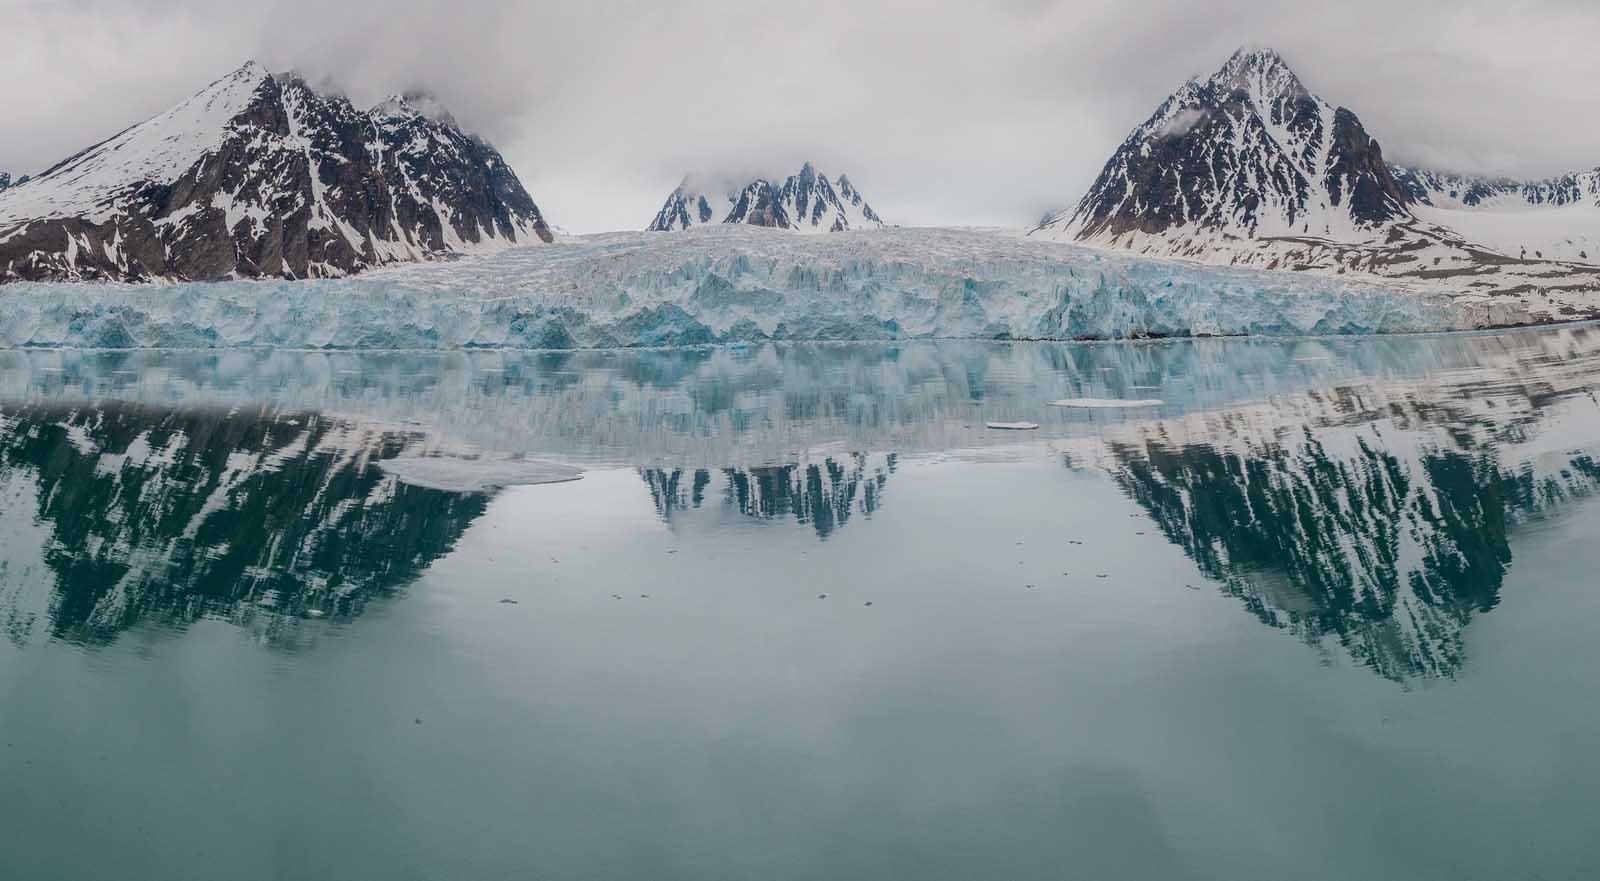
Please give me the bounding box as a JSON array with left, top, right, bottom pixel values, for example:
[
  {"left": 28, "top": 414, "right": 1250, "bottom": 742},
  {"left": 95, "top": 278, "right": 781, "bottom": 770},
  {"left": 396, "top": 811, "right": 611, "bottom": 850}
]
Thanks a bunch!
[
  {"left": 4, "top": 324, "right": 1600, "bottom": 679},
  {"left": 7, "top": 328, "right": 1599, "bottom": 465},
  {"left": 0, "top": 402, "right": 488, "bottom": 647}
]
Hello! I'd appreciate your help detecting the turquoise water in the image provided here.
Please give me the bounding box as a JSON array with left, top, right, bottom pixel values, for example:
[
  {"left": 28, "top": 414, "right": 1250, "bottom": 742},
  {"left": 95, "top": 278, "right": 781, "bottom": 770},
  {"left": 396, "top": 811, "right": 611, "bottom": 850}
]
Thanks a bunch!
[{"left": 3, "top": 329, "right": 1599, "bottom": 880}]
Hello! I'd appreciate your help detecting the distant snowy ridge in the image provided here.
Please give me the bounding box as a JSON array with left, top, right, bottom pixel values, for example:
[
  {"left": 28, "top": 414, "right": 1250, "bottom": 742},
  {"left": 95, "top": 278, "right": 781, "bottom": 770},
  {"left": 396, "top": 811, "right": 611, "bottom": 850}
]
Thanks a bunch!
[
  {"left": 1395, "top": 166, "right": 1600, "bottom": 211},
  {"left": 0, "top": 227, "right": 1538, "bottom": 351},
  {"left": 648, "top": 163, "right": 883, "bottom": 233},
  {"left": 1393, "top": 166, "right": 1600, "bottom": 264},
  {"left": 0, "top": 61, "right": 553, "bottom": 284},
  {"left": 1032, "top": 48, "right": 1600, "bottom": 300}
]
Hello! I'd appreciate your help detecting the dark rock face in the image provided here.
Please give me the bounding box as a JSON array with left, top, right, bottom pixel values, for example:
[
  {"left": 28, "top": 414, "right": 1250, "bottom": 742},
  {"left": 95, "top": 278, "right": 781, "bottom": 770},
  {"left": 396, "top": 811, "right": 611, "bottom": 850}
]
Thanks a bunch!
[
  {"left": 725, "top": 180, "right": 791, "bottom": 228},
  {"left": 0, "top": 173, "right": 11, "bottom": 192},
  {"left": 1325, "top": 108, "right": 1413, "bottom": 223},
  {"left": 1042, "top": 49, "right": 1412, "bottom": 245},
  {"left": 646, "top": 162, "right": 883, "bottom": 232},
  {"left": 0, "top": 62, "right": 552, "bottom": 284}
]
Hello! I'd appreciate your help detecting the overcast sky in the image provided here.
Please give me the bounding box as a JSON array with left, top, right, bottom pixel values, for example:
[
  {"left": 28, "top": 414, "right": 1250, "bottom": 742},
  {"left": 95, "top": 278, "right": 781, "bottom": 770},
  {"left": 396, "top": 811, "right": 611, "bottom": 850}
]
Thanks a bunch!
[{"left": 3, "top": 0, "right": 1598, "bottom": 232}]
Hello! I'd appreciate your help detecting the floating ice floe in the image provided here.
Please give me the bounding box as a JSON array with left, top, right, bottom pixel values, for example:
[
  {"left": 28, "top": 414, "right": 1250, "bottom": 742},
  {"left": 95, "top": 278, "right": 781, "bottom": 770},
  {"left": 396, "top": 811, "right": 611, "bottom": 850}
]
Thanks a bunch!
[
  {"left": 378, "top": 455, "right": 583, "bottom": 492},
  {"left": 986, "top": 421, "right": 1040, "bottom": 430},
  {"left": 1049, "top": 398, "right": 1166, "bottom": 408}
]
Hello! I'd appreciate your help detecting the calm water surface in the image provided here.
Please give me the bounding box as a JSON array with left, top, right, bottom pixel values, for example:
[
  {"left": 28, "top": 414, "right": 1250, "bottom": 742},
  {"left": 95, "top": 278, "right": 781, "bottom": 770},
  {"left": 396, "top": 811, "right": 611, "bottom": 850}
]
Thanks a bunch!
[{"left": 3, "top": 330, "right": 1599, "bottom": 880}]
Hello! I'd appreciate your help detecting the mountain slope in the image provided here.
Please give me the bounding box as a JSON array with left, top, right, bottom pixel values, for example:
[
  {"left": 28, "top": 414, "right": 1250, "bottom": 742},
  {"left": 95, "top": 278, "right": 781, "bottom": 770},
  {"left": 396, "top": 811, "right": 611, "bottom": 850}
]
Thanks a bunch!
[
  {"left": 647, "top": 163, "right": 883, "bottom": 233},
  {"left": 1032, "top": 49, "right": 1600, "bottom": 307},
  {"left": 0, "top": 62, "right": 553, "bottom": 283}
]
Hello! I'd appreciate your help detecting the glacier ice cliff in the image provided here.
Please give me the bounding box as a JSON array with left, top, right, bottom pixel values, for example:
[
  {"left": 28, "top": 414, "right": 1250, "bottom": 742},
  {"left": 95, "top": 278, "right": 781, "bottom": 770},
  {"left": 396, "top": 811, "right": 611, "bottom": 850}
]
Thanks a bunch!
[{"left": 0, "top": 226, "right": 1538, "bottom": 349}]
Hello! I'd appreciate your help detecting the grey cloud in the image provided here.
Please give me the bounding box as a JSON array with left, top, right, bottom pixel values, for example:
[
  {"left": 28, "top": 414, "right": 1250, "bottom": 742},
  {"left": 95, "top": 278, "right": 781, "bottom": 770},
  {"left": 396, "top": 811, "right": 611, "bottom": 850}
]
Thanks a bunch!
[{"left": 2, "top": 0, "right": 1598, "bottom": 232}]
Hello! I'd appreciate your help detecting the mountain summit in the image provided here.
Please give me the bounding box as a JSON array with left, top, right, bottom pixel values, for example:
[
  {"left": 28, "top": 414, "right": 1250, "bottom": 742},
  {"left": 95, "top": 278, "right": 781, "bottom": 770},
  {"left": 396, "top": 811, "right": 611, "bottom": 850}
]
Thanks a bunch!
[
  {"left": 0, "top": 61, "right": 553, "bottom": 283},
  {"left": 647, "top": 163, "right": 884, "bottom": 233},
  {"left": 1036, "top": 48, "right": 1411, "bottom": 253}
]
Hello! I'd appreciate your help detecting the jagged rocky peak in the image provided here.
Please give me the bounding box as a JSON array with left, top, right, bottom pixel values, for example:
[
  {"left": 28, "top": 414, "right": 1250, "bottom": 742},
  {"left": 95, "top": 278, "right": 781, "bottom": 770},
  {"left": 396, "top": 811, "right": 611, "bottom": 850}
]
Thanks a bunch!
[
  {"left": 0, "top": 59, "right": 553, "bottom": 284},
  {"left": 1035, "top": 46, "right": 1413, "bottom": 249},
  {"left": 1209, "top": 47, "right": 1311, "bottom": 103},
  {"left": 647, "top": 162, "right": 884, "bottom": 233}
]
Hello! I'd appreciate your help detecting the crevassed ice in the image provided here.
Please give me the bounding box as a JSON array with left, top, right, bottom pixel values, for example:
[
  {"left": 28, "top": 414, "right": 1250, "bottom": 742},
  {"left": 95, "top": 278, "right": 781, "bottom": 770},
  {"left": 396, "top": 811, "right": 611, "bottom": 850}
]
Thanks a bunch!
[{"left": 0, "top": 227, "right": 1524, "bottom": 350}]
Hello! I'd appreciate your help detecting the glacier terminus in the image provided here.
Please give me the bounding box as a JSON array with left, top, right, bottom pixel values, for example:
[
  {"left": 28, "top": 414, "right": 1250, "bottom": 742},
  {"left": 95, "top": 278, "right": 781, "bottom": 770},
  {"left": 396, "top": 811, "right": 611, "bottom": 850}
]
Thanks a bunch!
[{"left": 0, "top": 226, "right": 1552, "bottom": 350}]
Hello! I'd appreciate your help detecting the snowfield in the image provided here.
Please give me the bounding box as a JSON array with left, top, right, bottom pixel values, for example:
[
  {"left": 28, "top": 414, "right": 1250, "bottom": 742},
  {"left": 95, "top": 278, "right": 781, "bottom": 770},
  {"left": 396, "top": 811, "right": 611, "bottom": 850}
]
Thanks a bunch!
[{"left": 0, "top": 226, "right": 1566, "bottom": 349}]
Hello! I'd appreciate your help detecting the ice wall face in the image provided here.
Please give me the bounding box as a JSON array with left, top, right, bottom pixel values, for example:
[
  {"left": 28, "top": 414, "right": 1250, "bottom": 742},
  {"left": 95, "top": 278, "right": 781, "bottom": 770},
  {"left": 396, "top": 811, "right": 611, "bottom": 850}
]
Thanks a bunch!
[{"left": 0, "top": 227, "right": 1546, "bottom": 350}]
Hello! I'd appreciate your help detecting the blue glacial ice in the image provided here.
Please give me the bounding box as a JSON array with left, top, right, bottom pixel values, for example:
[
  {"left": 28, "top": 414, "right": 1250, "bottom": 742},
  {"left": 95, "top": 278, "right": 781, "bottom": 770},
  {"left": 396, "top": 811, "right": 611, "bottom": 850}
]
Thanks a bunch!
[{"left": 0, "top": 226, "right": 1528, "bottom": 349}]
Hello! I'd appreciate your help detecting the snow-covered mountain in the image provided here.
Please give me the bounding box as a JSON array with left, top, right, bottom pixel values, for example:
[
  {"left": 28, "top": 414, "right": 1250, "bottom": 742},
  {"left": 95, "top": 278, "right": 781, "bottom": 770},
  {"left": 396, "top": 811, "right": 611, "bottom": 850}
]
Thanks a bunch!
[
  {"left": 1036, "top": 49, "right": 1412, "bottom": 252},
  {"left": 0, "top": 61, "right": 553, "bottom": 284},
  {"left": 1033, "top": 48, "right": 1600, "bottom": 301},
  {"left": 647, "top": 163, "right": 883, "bottom": 233}
]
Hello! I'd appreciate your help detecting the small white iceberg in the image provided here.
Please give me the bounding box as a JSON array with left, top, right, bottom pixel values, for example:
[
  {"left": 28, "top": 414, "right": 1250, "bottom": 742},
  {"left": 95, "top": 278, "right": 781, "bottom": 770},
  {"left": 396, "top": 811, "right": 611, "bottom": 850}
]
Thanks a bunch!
[
  {"left": 986, "top": 421, "right": 1040, "bottom": 430},
  {"left": 1048, "top": 398, "right": 1165, "bottom": 409},
  {"left": 378, "top": 455, "right": 583, "bottom": 493}
]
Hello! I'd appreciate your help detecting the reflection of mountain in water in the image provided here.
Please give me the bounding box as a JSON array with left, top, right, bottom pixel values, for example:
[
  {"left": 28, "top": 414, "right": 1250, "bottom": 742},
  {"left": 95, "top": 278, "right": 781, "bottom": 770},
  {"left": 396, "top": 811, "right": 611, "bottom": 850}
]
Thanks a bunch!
[
  {"left": 0, "top": 402, "right": 487, "bottom": 646},
  {"left": 641, "top": 453, "right": 896, "bottom": 539},
  {"left": 1098, "top": 383, "right": 1600, "bottom": 681}
]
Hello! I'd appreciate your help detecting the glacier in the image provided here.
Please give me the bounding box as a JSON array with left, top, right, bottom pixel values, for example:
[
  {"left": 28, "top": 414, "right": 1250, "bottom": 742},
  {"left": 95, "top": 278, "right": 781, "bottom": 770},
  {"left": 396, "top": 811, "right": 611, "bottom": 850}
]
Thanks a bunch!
[{"left": 0, "top": 226, "right": 1536, "bottom": 350}]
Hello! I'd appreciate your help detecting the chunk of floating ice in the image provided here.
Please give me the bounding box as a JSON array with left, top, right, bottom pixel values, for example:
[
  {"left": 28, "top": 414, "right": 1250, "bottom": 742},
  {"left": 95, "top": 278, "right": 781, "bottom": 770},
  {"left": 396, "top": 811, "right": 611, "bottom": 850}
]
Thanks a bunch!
[
  {"left": 986, "top": 421, "right": 1039, "bottom": 430},
  {"left": 1049, "top": 398, "right": 1165, "bottom": 408},
  {"left": 378, "top": 455, "right": 583, "bottom": 492}
]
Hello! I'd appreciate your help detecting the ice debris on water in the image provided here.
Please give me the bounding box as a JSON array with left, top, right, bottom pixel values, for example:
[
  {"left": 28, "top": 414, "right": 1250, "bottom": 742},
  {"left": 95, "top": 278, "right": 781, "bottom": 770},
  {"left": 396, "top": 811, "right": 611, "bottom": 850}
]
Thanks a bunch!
[
  {"left": 377, "top": 455, "right": 582, "bottom": 492},
  {"left": 1049, "top": 398, "right": 1165, "bottom": 408},
  {"left": 986, "top": 421, "right": 1040, "bottom": 430},
  {"left": 0, "top": 226, "right": 1504, "bottom": 350}
]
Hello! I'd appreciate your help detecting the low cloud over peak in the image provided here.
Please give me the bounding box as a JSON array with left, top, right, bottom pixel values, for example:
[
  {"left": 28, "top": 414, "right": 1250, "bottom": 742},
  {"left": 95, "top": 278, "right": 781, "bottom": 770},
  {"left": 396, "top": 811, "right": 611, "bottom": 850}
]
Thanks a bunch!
[{"left": 4, "top": 0, "right": 1597, "bottom": 233}]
